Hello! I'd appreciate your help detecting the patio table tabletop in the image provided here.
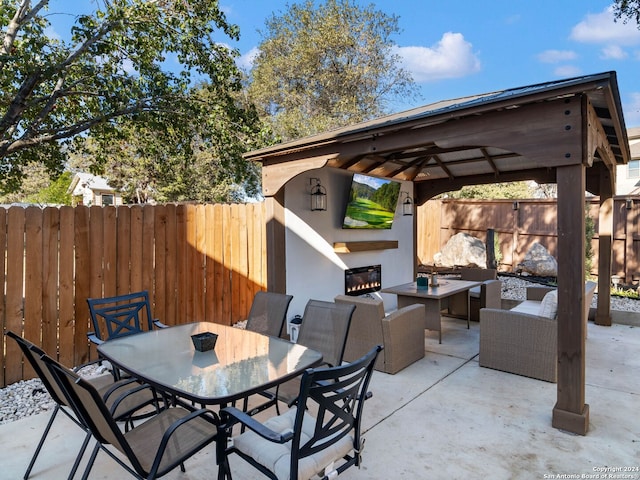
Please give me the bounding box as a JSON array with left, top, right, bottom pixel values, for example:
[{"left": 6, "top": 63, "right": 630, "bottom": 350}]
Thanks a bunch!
[{"left": 97, "top": 322, "right": 323, "bottom": 407}]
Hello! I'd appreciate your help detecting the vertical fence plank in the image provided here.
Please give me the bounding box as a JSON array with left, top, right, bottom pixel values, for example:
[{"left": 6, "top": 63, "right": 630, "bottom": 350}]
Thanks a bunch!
[
  {"left": 42, "top": 207, "right": 59, "bottom": 357},
  {"left": 164, "top": 204, "right": 177, "bottom": 325},
  {"left": 116, "top": 206, "right": 131, "bottom": 295},
  {"left": 24, "top": 207, "right": 43, "bottom": 379},
  {"left": 89, "top": 206, "right": 104, "bottom": 301},
  {"left": 142, "top": 205, "right": 155, "bottom": 295},
  {"left": 74, "top": 206, "right": 91, "bottom": 366},
  {"left": 154, "top": 204, "right": 167, "bottom": 323},
  {"left": 103, "top": 206, "right": 117, "bottom": 298},
  {"left": 130, "top": 205, "right": 144, "bottom": 292},
  {"left": 176, "top": 204, "right": 188, "bottom": 323},
  {"left": 222, "top": 205, "right": 233, "bottom": 325},
  {"left": 59, "top": 207, "right": 75, "bottom": 367},
  {"left": 0, "top": 208, "right": 6, "bottom": 387},
  {"left": 193, "top": 205, "right": 206, "bottom": 322},
  {"left": 5, "top": 207, "right": 25, "bottom": 384},
  {"left": 185, "top": 204, "right": 198, "bottom": 322},
  {"left": 204, "top": 205, "right": 215, "bottom": 322},
  {"left": 213, "top": 204, "right": 226, "bottom": 323}
]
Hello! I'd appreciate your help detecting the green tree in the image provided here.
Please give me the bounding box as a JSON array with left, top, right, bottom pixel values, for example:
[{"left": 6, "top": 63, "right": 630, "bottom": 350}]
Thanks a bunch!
[
  {"left": 613, "top": 0, "right": 640, "bottom": 25},
  {"left": 1, "top": 0, "right": 263, "bottom": 199},
  {"left": 247, "top": 0, "right": 417, "bottom": 141},
  {"left": 445, "top": 181, "right": 536, "bottom": 199},
  {"left": 26, "top": 170, "right": 72, "bottom": 204}
]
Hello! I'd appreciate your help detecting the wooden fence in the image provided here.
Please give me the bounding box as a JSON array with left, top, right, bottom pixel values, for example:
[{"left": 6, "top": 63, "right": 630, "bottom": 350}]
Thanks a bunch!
[
  {"left": 417, "top": 197, "right": 640, "bottom": 283},
  {"left": 1, "top": 203, "right": 266, "bottom": 387}
]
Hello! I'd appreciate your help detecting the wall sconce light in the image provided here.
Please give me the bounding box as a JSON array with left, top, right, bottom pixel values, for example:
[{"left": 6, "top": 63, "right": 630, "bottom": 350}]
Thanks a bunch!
[
  {"left": 310, "top": 178, "right": 327, "bottom": 211},
  {"left": 512, "top": 201, "right": 519, "bottom": 211},
  {"left": 400, "top": 191, "right": 413, "bottom": 216},
  {"left": 626, "top": 198, "right": 633, "bottom": 210}
]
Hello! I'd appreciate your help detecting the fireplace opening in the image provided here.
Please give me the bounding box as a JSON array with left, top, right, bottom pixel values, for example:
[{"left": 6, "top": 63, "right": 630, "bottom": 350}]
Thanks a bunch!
[{"left": 344, "top": 265, "right": 382, "bottom": 296}]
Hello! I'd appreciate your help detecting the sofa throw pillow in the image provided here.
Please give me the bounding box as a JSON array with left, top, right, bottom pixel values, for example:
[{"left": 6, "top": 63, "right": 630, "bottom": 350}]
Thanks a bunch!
[{"left": 538, "top": 290, "right": 558, "bottom": 319}]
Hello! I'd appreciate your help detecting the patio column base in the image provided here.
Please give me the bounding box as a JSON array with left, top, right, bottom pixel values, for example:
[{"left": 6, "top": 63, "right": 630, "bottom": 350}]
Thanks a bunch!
[
  {"left": 594, "top": 312, "right": 612, "bottom": 326},
  {"left": 552, "top": 403, "right": 589, "bottom": 435}
]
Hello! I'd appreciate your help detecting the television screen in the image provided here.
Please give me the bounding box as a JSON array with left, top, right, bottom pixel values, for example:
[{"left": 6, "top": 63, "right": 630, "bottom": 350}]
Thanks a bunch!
[{"left": 342, "top": 174, "right": 401, "bottom": 229}]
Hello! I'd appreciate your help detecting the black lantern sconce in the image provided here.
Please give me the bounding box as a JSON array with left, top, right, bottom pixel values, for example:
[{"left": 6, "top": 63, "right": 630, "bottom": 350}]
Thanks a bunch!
[
  {"left": 626, "top": 198, "right": 633, "bottom": 210},
  {"left": 512, "top": 201, "right": 519, "bottom": 211},
  {"left": 310, "top": 178, "right": 327, "bottom": 211},
  {"left": 400, "top": 191, "right": 413, "bottom": 216}
]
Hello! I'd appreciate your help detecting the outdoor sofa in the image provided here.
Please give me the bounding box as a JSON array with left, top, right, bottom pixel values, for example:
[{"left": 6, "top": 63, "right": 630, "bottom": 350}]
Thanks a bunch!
[
  {"left": 479, "top": 281, "right": 597, "bottom": 382},
  {"left": 334, "top": 295, "right": 425, "bottom": 374}
]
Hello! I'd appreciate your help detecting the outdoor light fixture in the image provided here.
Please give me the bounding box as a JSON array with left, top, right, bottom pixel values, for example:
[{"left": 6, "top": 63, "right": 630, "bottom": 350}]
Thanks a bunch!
[
  {"left": 626, "top": 198, "right": 633, "bottom": 210},
  {"left": 400, "top": 191, "right": 413, "bottom": 216},
  {"left": 310, "top": 178, "right": 327, "bottom": 211},
  {"left": 512, "top": 201, "right": 519, "bottom": 210}
]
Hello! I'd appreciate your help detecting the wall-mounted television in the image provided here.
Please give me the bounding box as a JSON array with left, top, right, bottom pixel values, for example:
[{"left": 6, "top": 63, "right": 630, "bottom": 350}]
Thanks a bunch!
[{"left": 342, "top": 173, "right": 401, "bottom": 229}]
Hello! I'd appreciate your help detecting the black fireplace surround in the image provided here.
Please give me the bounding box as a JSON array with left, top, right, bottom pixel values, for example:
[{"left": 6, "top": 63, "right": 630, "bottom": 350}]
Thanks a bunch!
[{"left": 344, "top": 264, "right": 382, "bottom": 296}]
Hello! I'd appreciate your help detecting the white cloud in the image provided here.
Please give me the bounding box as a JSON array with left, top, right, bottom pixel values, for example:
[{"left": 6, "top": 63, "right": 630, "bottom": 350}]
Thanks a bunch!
[
  {"left": 600, "top": 45, "right": 628, "bottom": 60},
  {"left": 537, "top": 50, "right": 578, "bottom": 63},
  {"left": 570, "top": 6, "right": 640, "bottom": 45},
  {"left": 554, "top": 65, "right": 582, "bottom": 77},
  {"left": 237, "top": 46, "right": 260, "bottom": 70},
  {"left": 395, "top": 32, "right": 481, "bottom": 82}
]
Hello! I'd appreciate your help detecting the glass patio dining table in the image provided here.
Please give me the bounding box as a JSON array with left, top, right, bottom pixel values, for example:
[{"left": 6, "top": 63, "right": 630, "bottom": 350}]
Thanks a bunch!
[{"left": 97, "top": 322, "right": 323, "bottom": 410}]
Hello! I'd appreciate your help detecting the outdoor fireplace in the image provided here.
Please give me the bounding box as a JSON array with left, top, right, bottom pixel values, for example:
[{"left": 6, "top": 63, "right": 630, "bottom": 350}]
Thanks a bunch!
[{"left": 344, "top": 265, "right": 382, "bottom": 296}]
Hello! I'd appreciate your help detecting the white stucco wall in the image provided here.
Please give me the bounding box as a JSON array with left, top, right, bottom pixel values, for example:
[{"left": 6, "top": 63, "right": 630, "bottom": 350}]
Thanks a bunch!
[{"left": 283, "top": 167, "right": 415, "bottom": 327}]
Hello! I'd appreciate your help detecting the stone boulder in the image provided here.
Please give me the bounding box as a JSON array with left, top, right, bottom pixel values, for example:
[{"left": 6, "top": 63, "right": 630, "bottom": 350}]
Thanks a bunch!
[
  {"left": 517, "top": 242, "right": 558, "bottom": 277},
  {"left": 433, "top": 232, "right": 487, "bottom": 268}
]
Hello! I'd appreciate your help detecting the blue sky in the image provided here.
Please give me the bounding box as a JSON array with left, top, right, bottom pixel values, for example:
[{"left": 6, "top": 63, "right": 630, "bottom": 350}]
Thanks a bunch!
[
  {"left": 220, "top": 0, "right": 640, "bottom": 127},
  {"left": 45, "top": 1, "right": 640, "bottom": 127}
]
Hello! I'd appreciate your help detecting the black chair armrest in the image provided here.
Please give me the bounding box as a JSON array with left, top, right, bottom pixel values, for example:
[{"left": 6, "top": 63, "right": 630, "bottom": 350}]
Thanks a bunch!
[
  {"left": 221, "top": 406, "right": 294, "bottom": 443},
  {"left": 153, "top": 319, "right": 168, "bottom": 329},
  {"left": 87, "top": 332, "right": 104, "bottom": 345}
]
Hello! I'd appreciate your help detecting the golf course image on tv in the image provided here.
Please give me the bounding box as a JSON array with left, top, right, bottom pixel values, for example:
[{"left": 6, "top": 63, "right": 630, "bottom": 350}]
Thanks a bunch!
[{"left": 342, "top": 174, "right": 401, "bottom": 229}]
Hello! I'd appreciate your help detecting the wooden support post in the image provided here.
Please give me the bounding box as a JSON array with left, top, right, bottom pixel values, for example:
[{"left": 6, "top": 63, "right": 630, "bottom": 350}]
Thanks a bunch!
[
  {"left": 486, "top": 228, "right": 496, "bottom": 269},
  {"left": 596, "top": 165, "right": 613, "bottom": 326},
  {"left": 265, "top": 191, "right": 287, "bottom": 294},
  {"left": 552, "top": 164, "right": 589, "bottom": 435}
]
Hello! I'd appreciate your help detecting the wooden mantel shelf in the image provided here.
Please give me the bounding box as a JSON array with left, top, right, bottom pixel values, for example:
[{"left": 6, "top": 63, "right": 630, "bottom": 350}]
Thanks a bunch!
[{"left": 333, "top": 240, "right": 398, "bottom": 253}]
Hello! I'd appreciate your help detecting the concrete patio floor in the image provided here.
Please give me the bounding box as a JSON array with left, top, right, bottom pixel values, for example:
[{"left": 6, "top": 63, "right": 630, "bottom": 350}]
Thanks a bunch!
[{"left": 2, "top": 317, "right": 638, "bottom": 479}]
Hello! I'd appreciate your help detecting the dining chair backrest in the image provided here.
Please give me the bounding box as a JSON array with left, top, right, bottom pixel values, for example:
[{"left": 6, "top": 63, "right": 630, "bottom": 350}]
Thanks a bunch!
[
  {"left": 6, "top": 330, "right": 69, "bottom": 407},
  {"left": 297, "top": 300, "right": 355, "bottom": 367},
  {"left": 87, "top": 290, "right": 156, "bottom": 343},
  {"left": 290, "top": 344, "right": 382, "bottom": 478},
  {"left": 245, "top": 291, "right": 293, "bottom": 338}
]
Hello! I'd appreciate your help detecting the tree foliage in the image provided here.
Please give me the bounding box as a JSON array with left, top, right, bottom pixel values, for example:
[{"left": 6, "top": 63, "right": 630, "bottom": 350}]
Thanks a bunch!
[
  {"left": 613, "top": 0, "right": 640, "bottom": 26},
  {"left": 247, "top": 0, "right": 417, "bottom": 141},
  {"left": 1, "top": 0, "right": 266, "bottom": 200},
  {"left": 445, "top": 181, "right": 536, "bottom": 200}
]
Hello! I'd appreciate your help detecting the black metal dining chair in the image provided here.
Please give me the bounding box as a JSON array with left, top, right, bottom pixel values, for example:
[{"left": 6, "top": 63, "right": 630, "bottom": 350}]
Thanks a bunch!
[
  {"left": 41, "top": 353, "right": 218, "bottom": 480},
  {"left": 86, "top": 290, "right": 166, "bottom": 346},
  {"left": 5, "top": 331, "right": 163, "bottom": 480},
  {"left": 245, "top": 291, "right": 293, "bottom": 338},
  {"left": 216, "top": 345, "right": 383, "bottom": 480}
]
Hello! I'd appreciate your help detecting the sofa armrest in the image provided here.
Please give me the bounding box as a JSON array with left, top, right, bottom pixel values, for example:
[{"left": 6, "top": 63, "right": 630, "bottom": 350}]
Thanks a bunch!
[
  {"left": 381, "top": 304, "right": 425, "bottom": 374},
  {"left": 479, "top": 308, "right": 557, "bottom": 382},
  {"left": 481, "top": 280, "right": 502, "bottom": 309},
  {"left": 526, "top": 286, "right": 555, "bottom": 301}
]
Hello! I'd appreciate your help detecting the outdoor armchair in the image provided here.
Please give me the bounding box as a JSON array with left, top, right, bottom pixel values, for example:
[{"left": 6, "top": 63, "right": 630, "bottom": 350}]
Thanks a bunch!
[
  {"left": 334, "top": 294, "right": 425, "bottom": 374},
  {"left": 5, "top": 331, "right": 163, "bottom": 480},
  {"left": 479, "top": 281, "right": 596, "bottom": 382},
  {"left": 216, "top": 345, "right": 383, "bottom": 480},
  {"left": 41, "top": 353, "right": 218, "bottom": 480}
]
